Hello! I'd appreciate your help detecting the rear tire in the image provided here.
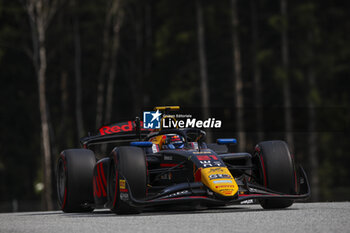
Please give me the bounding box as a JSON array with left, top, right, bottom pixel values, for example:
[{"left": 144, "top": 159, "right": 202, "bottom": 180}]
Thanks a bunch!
[
  {"left": 254, "top": 140, "right": 296, "bottom": 209},
  {"left": 108, "top": 146, "right": 147, "bottom": 214},
  {"left": 57, "top": 149, "right": 96, "bottom": 212}
]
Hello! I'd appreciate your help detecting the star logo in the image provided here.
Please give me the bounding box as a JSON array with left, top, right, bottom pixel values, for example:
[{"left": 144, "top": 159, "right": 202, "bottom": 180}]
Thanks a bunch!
[
  {"left": 143, "top": 110, "right": 162, "bottom": 129},
  {"left": 150, "top": 110, "right": 162, "bottom": 122}
]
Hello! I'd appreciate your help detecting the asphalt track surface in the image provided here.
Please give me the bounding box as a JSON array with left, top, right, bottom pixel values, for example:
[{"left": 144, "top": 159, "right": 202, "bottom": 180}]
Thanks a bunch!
[{"left": 0, "top": 202, "right": 349, "bottom": 233}]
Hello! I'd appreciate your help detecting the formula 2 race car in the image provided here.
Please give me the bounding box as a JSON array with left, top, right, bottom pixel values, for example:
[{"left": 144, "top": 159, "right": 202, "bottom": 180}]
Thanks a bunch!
[{"left": 56, "top": 106, "right": 310, "bottom": 214}]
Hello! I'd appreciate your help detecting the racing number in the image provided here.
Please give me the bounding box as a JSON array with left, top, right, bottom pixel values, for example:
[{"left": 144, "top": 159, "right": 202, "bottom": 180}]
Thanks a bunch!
[
  {"left": 200, "top": 160, "right": 213, "bottom": 167},
  {"left": 197, "top": 155, "right": 222, "bottom": 167}
]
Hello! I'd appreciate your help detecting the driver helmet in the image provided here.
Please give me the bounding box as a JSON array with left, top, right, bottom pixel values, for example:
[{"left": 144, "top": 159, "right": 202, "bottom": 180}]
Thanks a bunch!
[{"left": 162, "top": 134, "right": 185, "bottom": 150}]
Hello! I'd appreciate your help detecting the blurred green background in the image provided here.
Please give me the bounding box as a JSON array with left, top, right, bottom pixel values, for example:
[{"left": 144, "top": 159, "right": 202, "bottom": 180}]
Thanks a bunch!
[{"left": 0, "top": 0, "right": 349, "bottom": 212}]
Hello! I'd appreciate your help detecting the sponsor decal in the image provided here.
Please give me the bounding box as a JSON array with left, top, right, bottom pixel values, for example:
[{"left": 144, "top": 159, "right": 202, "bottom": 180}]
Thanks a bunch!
[
  {"left": 193, "top": 151, "right": 211, "bottom": 154},
  {"left": 119, "top": 179, "right": 126, "bottom": 189},
  {"left": 163, "top": 190, "right": 190, "bottom": 199},
  {"left": 209, "top": 174, "right": 232, "bottom": 180},
  {"left": 213, "top": 180, "right": 233, "bottom": 184},
  {"left": 189, "top": 142, "right": 199, "bottom": 150},
  {"left": 241, "top": 199, "right": 254, "bottom": 204},
  {"left": 197, "top": 155, "right": 211, "bottom": 161},
  {"left": 201, "top": 167, "right": 239, "bottom": 197},
  {"left": 152, "top": 143, "right": 159, "bottom": 153},
  {"left": 196, "top": 155, "right": 218, "bottom": 161},
  {"left": 220, "top": 189, "right": 234, "bottom": 192},
  {"left": 143, "top": 110, "right": 162, "bottom": 129},
  {"left": 98, "top": 121, "right": 149, "bottom": 135},
  {"left": 99, "top": 121, "right": 134, "bottom": 135},
  {"left": 160, "top": 173, "right": 172, "bottom": 180},
  {"left": 120, "top": 193, "right": 129, "bottom": 201},
  {"left": 164, "top": 155, "right": 173, "bottom": 161},
  {"left": 222, "top": 191, "right": 234, "bottom": 195},
  {"left": 215, "top": 185, "right": 235, "bottom": 188},
  {"left": 209, "top": 167, "right": 224, "bottom": 173}
]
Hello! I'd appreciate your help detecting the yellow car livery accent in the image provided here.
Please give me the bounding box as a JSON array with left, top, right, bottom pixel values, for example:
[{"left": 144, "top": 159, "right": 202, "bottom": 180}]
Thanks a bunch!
[
  {"left": 149, "top": 135, "right": 166, "bottom": 147},
  {"left": 119, "top": 179, "right": 126, "bottom": 189},
  {"left": 154, "top": 106, "right": 180, "bottom": 111},
  {"left": 201, "top": 167, "right": 239, "bottom": 197}
]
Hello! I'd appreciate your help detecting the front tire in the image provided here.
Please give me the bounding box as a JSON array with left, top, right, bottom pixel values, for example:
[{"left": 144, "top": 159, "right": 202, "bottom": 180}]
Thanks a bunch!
[
  {"left": 57, "top": 149, "right": 96, "bottom": 212},
  {"left": 108, "top": 146, "right": 147, "bottom": 214},
  {"left": 254, "top": 140, "right": 297, "bottom": 209}
]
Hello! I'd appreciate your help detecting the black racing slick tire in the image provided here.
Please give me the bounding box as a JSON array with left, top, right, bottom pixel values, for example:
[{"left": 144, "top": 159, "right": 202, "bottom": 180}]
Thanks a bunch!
[
  {"left": 108, "top": 146, "right": 147, "bottom": 214},
  {"left": 254, "top": 140, "right": 297, "bottom": 209},
  {"left": 57, "top": 149, "right": 96, "bottom": 212}
]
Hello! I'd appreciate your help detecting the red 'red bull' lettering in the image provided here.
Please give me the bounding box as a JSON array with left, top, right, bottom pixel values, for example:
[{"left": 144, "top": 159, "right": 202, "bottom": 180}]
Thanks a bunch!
[
  {"left": 121, "top": 121, "right": 133, "bottom": 131},
  {"left": 197, "top": 155, "right": 218, "bottom": 161},
  {"left": 197, "top": 155, "right": 211, "bottom": 161},
  {"left": 99, "top": 121, "right": 133, "bottom": 135}
]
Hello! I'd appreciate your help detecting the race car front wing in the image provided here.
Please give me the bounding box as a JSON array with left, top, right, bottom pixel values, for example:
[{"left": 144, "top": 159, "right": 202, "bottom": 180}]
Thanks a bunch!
[{"left": 121, "top": 166, "right": 311, "bottom": 207}]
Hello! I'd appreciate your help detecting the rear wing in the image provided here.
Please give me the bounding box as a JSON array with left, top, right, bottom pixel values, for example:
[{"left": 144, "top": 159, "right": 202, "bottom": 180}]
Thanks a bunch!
[{"left": 80, "top": 118, "right": 152, "bottom": 147}]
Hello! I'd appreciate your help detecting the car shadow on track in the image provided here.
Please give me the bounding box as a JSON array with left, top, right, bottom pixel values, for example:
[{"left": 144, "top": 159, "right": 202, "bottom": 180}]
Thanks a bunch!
[{"left": 53, "top": 205, "right": 299, "bottom": 218}]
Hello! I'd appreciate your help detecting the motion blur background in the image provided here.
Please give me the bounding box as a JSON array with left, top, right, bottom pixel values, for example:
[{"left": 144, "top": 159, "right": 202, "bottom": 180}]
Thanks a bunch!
[{"left": 0, "top": 0, "right": 349, "bottom": 212}]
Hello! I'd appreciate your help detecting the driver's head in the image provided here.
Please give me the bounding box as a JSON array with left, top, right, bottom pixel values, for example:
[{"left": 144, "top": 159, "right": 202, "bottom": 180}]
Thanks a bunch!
[{"left": 162, "top": 134, "right": 185, "bottom": 150}]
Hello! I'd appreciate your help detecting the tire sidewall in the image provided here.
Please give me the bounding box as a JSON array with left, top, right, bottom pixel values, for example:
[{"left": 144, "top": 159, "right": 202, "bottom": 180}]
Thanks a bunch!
[
  {"left": 108, "top": 146, "right": 147, "bottom": 214},
  {"left": 254, "top": 140, "right": 296, "bottom": 209},
  {"left": 56, "top": 149, "right": 96, "bottom": 212}
]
